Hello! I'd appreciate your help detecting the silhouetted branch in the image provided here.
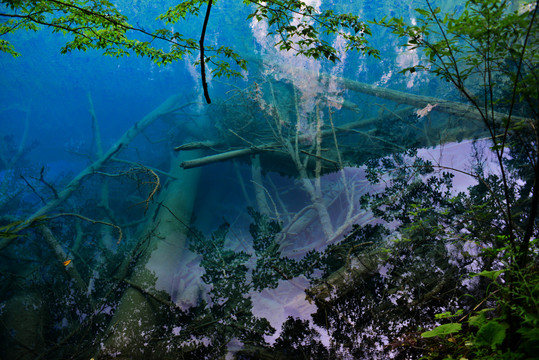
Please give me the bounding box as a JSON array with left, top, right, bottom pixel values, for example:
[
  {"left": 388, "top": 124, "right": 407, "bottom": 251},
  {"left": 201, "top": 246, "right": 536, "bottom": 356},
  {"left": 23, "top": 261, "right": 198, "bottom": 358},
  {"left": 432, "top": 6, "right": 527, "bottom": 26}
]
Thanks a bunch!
[{"left": 200, "top": 0, "right": 213, "bottom": 104}]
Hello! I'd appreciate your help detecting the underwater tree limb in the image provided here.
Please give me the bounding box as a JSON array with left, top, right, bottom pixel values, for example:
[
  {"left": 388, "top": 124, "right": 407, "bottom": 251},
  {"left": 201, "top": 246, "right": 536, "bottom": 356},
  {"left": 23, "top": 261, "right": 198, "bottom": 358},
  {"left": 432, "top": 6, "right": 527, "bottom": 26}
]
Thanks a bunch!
[
  {"left": 23, "top": 94, "right": 181, "bottom": 221},
  {"left": 300, "top": 150, "right": 340, "bottom": 168},
  {"left": 47, "top": 213, "right": 123, "bottom": 244},
  {"left": 34, "top": 166, "right": 59, "bottom": 199},
  {"left": 87, "top": 96, "right": 117, "bottom": 249},
  {"left": 285, "top": 102, "right": 335, "bottom": 240},
  {"left": 267, "top": 176, "right": 291, "bottom": 223},
  {"left": 174, "top": 140, "right": 221, "bottom": 151},
  {"left": 328, "top": 103, "right": 356, "bottom": 225},
  {"left": 136, "top": 167, "right": 161, "bottom": 216},
  {"left": 71, "top": 219, "right": 84, "bottom": 254},
  {"left": 326, "top": 74, "right": 534, "bottom": 125},
  {"left": 88, "top": 92, "right": 103, "bottom": 158},
  {"left": 111, "top": 157, "right": 177, "bottom": 179},
  {"left": 94, "top": 165, "right": 162, "bottom": 215},
  {"left": 0, "top": 95, "right": 184, "bottom": 252},
  {"left": 181, "top": 147, "right": 265, "bottom": 169},
  {"left": 9, "top": 109, "right": 30, "bottom": 169},
  {"left": 295, "top": 156, "right": 334, "bottom": 240},
  {"left": 179, "top": 107, "right": 414, "bottom": 169},
  {"left": 38, "top": 224, "right": 88, "bottom": 295},
  {"left": 19, "top": 174, "right": 46, "bottom": 205},
  {"left": 233, "top": 160, "right": 254, "bottom": 208},
  {"left": 251, "top": 155, "right": 272, "bottom": 216}
]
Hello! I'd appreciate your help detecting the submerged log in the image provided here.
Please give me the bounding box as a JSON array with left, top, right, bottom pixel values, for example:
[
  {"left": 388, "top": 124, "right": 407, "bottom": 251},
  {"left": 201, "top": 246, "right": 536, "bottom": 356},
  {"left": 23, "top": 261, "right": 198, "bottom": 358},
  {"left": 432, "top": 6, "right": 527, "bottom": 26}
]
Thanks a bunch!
[
  {"left": 178, "top": 73, "right": 529, "bottom": 175},
  {"left": 99, "top": 149, "right": 204, "bottom": 358},
  {"left": 181, "top": 147, "right": 264, "bottom": 169},
  {"left": 178, "top": 107, "right": 413, "bottom": 170},
  {"left": 327, "top": 74, "right": 533, "bottom": 124},
  {"left": 0, "top": 95, "right": 185, "bottom": 252}
]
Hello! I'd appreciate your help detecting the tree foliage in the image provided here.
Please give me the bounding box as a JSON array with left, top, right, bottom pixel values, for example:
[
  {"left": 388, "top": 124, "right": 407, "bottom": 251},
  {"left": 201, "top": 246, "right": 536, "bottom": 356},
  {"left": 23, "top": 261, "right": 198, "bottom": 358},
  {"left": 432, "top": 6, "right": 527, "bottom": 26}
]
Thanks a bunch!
[
  {"left": 0, "top": 0, "right": 379, "bottom": 102},
  {"left": 373, "top": 0, "right": 539, "bottom": 357}
]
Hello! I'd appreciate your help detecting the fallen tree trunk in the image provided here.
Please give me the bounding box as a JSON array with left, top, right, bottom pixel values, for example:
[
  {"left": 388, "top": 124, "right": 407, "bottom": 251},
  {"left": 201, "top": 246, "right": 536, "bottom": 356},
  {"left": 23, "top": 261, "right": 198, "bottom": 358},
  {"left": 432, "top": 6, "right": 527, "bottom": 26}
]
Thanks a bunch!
[
  {"left": 179, "top": 67, "right": 531, "bottom": 173},
  {"left": 178, "top": 107, "right": 413, "bottom": 170},
  {"left": 326, "top": 75, "right": 533, "bottom": 124},
  {"left": 178, "top": 71, "right": 527, "bottom": 172},
  {"left": 99, "top": 149, "right": 204, "bottom": 358},
  {"left": 0, "top": 95, "right": 185, "bottom": 252}
]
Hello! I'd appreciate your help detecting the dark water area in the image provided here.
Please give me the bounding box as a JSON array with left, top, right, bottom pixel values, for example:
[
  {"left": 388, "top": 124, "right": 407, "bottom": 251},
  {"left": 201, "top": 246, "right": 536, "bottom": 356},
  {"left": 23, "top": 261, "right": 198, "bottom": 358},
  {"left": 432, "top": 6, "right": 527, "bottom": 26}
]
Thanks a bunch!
[{"left": 1, "top": 0, "right": 518, "bottom": 359}]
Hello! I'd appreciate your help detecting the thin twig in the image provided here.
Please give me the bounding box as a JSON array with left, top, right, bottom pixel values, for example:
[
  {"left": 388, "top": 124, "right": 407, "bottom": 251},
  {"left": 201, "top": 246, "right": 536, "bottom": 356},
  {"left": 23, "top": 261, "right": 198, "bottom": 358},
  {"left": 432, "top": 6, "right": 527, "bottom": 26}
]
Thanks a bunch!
[{"left": 47, "top": 213, "right": 123, "bottom": 244}]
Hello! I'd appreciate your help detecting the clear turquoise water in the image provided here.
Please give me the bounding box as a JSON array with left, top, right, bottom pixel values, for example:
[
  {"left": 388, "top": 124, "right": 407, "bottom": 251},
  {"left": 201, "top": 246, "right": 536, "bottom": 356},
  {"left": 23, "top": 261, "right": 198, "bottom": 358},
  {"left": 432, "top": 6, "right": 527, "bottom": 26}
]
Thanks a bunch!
[{"left": 0, "top": 1, "right": 483, "bottom": 359}]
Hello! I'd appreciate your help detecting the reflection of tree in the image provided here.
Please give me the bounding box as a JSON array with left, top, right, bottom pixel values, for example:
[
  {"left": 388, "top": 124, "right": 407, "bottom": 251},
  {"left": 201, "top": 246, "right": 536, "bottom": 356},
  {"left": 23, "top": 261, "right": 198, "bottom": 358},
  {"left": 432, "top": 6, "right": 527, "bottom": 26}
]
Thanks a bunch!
[
  {"left": 1, "top": 53, "right": 530, "bottom": 359},
  {"left": 176, "top": 176, "right": 475, "bottom": 359},
  {"left": 176, "top": 62, "right": 493, "bottom": 259}
]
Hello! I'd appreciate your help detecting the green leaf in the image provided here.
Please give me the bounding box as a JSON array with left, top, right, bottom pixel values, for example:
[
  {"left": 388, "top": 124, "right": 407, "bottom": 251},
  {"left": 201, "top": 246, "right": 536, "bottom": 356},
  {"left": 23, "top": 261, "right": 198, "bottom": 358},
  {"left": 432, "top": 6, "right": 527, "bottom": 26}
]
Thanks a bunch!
[
  {"left": 475, "top": 321, "right": 506, "bottom": 349},
  {"left": 468, "top": 308, "right": 494, "bottom": 328},
  {"left": 435, "top": 310, "right": 464, "bottom": 320},
  {"left": 421, "top": 323, "right": 462, "bottom": 338},
  {"left": 415, "top": 8, "right": 430, "bottom": 17},
  {"left": 470, "top": 269, "right": 505, "bottom": 282}
]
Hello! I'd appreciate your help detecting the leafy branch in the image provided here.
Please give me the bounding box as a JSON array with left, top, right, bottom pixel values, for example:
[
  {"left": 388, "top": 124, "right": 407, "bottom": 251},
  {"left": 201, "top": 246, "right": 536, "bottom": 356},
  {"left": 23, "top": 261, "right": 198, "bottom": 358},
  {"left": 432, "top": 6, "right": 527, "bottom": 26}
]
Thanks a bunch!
[{"left": 1, "top": 0, "right": 380, "bottom": 102}]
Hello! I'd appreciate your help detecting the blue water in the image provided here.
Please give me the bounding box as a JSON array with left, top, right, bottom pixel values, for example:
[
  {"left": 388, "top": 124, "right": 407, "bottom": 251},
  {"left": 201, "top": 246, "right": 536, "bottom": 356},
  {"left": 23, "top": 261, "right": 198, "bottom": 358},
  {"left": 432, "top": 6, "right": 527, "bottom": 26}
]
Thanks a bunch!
[{"left": 0, "top": 0, "right": 490, "bottom": 359}]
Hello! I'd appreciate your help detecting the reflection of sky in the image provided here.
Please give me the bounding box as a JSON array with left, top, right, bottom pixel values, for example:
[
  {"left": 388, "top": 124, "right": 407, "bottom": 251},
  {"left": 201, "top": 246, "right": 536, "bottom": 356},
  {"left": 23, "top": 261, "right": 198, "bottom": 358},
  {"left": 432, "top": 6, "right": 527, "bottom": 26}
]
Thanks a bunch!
[
  {"left": 250, "top": 276, "right": 319, "bottom": 344},
  {"left": 417, "top": 139, "right": 499, "bottom": 192},
  {"left": 168, "top": 139, "right": 497, "bottom": 351}
]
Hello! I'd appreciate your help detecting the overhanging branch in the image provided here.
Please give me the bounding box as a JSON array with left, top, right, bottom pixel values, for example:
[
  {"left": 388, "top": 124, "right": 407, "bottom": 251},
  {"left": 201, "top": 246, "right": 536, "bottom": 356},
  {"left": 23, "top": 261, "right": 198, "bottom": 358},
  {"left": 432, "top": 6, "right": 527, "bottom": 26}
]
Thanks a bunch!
[{"left": 200, "top": 0, "right": 213, "bottom": 104}]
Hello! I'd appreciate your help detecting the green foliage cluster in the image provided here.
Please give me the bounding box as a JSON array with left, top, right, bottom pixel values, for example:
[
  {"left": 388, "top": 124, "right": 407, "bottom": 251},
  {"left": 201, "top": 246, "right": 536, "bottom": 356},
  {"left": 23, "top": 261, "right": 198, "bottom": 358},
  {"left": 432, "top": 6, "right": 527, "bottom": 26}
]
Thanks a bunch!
[
  {"left": 418, "top": 264, "right": 539, "bottom": 360},
  {"left": 185, "top": 209, "right": 393, "bottom": 358},
  {"left": 376, "top": 0, "right": 538, "bottom": 106},
  {"left": 186, "top": 221, "right": 274, "bottom": 356},
  {"left": 270, "top": 316, "right": 329, "bottom": 359},
  {"left": 247, "top": 208, "right": 306, "bottom": 290},
  {"left": 185, "top": 208, "right": 318, "bottom": 356},
  {"left": 372, "top": 0, "right": 539, "bottom": 358},
  {"left": 245, "top": 0, "right": 379, "bottom": 61},
  {"left": 0, "top": 0, "right": 205, "bottom": 64},
  {"left": 0, "top": 0, "right": 378, "bottom": 82}
]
